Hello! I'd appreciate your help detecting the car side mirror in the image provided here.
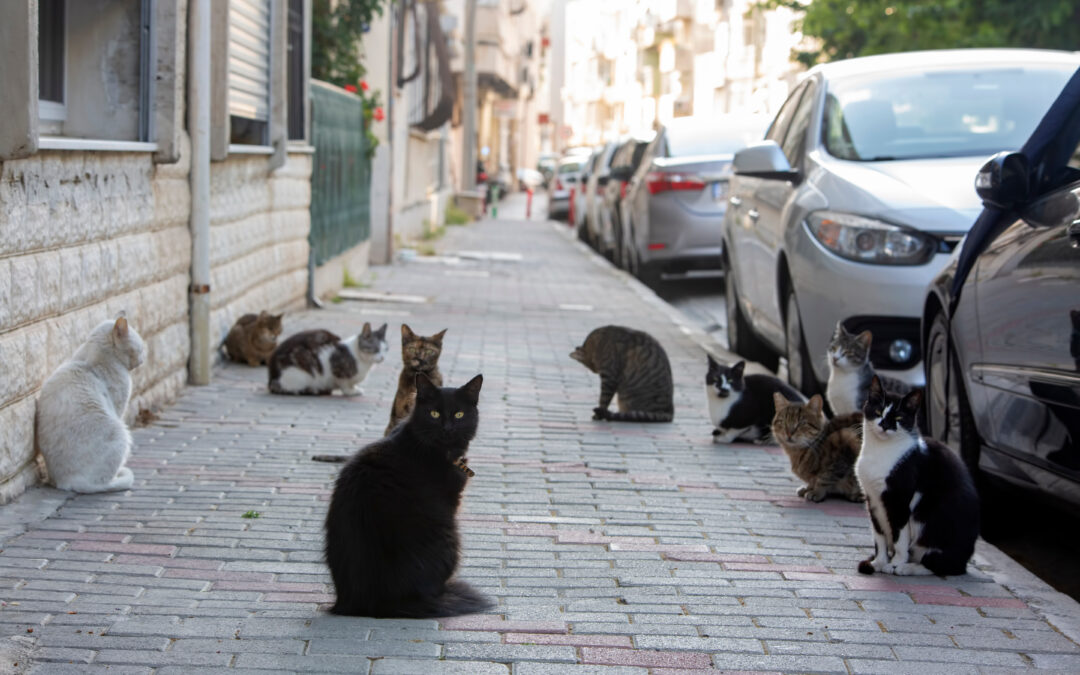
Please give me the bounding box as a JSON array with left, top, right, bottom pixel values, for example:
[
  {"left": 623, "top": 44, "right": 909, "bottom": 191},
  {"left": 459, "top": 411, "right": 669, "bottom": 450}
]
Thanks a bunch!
[
  {"left": 597, "top": 175, "right": 610, "bottom": 186},
  {"left": 732, "top": 141, "right": 800, "bottom": 182},
  {"left": 975, "top": 151, "right": 1029, "bottom": 210},
  {"left": 609, "top": 165, "right": 632, "bottom": 182}
]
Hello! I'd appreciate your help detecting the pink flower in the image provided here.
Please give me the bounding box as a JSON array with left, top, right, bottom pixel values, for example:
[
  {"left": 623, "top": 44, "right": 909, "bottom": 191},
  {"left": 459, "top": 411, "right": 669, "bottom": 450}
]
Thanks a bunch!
[
  {"left": 344, "top": 84, "right": 358, "bottom": 93},
  {"left": 373, "top": 107, "right": 385, "bottom": 122},
  {"left": 360, "top": 80, "right": 370, "bottom": 92}
]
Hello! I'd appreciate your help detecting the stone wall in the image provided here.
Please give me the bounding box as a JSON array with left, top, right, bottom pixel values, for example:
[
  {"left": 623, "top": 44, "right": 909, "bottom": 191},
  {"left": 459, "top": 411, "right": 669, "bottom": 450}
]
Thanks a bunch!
[{"left": 0, "top": 146, "right": 192, "bottom": 503}]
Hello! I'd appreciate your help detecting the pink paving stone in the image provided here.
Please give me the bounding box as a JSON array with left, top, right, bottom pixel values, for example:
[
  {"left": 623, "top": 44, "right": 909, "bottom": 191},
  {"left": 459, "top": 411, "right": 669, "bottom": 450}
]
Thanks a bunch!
[
  {"left": 114, "top": 555, "right": 223, "bottom": 569},
  {"left": 679, "top": 486, "right": 725, "bottom": 495},
  {"left": 439, "top": 616, "right": 569, "bottom": 633},
  {"left": 724, "top": 562, "right": 829, "bottom": 573},
  {"left": 162, "top": 569, "right": 273, "bottom": 582},
  {"left": 911, "top": 593, "right": 1025, "bottom": 608},
  {"left": 609, "top": 543, "right": 711, "bottom": 553},
  {"left": 21, "top": 531, "right": 128, "bottom": 542},
  {"left": 761, "top": 446, "right": 785, "bottom": 456},
  {"left": 581, "top": 647, "right": 712, "bottom": 669},
  {"left": 505, "top": 633, "right": 632, "bottom": 648},
  {"left": 504, "top": 524, "right": 557, "bottom": 536},
  {"left": 262, "top": 592, "right": 335, "bottom": 603},
  {"left": 664, "top": 552, "right": 768, "bottom": 564},
  {"left": 214, "top": 580, "right": 325, "bottom": 592},
  {"left": 71, "top": 542, "right": 178, "bottom": 556}
]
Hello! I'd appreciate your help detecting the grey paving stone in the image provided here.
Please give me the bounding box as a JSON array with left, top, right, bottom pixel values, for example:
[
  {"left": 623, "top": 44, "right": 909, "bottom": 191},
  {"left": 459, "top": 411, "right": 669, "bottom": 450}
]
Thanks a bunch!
[{"left": 372, "top": 660, "right": 509, "bottom": 674}]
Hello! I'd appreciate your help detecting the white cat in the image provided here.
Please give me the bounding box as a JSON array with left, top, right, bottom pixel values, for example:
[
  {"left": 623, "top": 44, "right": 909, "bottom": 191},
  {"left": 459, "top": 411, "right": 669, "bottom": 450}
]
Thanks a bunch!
[
  {"left": 36, "top": 316, "right": 146, "bottom": 493},
  {"left": 267, "top": 323, "right": 389, "bottom": 396}
]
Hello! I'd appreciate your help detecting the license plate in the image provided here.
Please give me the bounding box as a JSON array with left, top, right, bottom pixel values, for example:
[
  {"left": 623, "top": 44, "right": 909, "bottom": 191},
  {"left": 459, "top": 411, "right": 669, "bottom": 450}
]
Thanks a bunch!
[{"left": 711, "top": 182, "right": 727, "bottom": 201}]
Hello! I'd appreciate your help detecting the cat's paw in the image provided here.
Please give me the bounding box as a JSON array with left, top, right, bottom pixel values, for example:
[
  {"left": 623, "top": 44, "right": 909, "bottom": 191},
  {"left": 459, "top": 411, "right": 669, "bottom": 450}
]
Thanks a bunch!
[
  {"left": 847, "top": 491, "right": 866, "bottom": 503},
  {"left": 592, "top": 407, "right": 609, "bottom": 421},
  {"left": 857, "top": 558, "right": 877, "bottom": 575},
  {"left": 803, "top": 488, "right": 827, "bottom": 502},
  {"left": 341, "top": 387, "right": 364, "bottom": 397},
  {"left": 796, "top": 485, "right": 809, "bottom": 497},
  {"left": 889, "top": 562, "right": 934, "bottom": 576}
]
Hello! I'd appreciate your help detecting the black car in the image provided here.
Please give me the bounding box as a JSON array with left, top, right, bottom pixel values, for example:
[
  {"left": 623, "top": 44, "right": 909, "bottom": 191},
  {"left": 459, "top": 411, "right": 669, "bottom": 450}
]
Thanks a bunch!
[{"left": 922, "top": 67, "right": 1080, "bottom": 509}]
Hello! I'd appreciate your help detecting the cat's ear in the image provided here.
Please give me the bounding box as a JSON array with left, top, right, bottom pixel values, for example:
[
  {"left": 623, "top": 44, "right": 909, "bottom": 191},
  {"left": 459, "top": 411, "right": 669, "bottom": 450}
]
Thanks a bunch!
[
  {"left": 459, "top": 374, "right": 483, "bottom": 406},
  {"left": 868, "top": 375, "right": 883, "bottom": 399},
  {"left": 361, "top": 322, "right": 372, "bottom": 338},
  {"left": 772, "top": 392, "right": 789, "bottom": 410},
  {"left": 731, "top": 361, "right": 745, "bottom": 380},
  {"left": 431, "top": 328, "right": 448, "bottom": 344},
  {"left": 1071, "top": 309, "right": 1080, "bottom": 326},
  {"left": 807, "top": 394, "right": 824, "bottom": 415},
  {"left": 706, "top": 353, "right": 720, "bottom": 372},
  {"left": 113, "top": 316, "right": 129, "bottom": 339},
  {"left": 856, "top": 330, "right": 872, "bottom": 349},
  {"left": 901, "top": 388, "right": 924, "bottom": 416},
  {"left": 401, "top": 324, "right": 415, "bottom": 343},
  {"left": 835, "top": 320, "right": 847, "bottom": 336},
  {"left": 375, "top": 323, "right": 388, "bottom": 340},
  {"left": 570, "top": 347, "right": 586, "bottom": 364},
  {"left": 414, "top": 373, "right": 439, "bottom": 400}
]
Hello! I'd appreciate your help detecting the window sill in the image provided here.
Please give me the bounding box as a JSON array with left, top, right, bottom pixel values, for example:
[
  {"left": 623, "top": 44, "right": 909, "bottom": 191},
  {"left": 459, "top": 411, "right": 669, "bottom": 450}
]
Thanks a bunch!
[
  {"left": 227, "top": 144, "right": 275, "bottom": 155},
  {"left": 287, "top": 143, "right": 316, "bottom": 154},
  {"left": 38, "top": 137, "right": 159, "bottom": 152}
]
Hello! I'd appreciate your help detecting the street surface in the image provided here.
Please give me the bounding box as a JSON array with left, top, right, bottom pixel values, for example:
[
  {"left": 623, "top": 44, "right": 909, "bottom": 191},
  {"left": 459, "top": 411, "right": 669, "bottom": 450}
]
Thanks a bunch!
[{"left": 1, "top": 194, "right": 1079, "bottom": 673}]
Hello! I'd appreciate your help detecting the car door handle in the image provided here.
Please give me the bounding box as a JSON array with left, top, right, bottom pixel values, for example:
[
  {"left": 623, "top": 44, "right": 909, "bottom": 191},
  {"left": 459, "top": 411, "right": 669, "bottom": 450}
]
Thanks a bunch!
[
  {"left": 748, "top": 209, "right": 760, "bottom": 221},
  {"left": 729, "top": 196, "right": 742, "bottom": 208}
]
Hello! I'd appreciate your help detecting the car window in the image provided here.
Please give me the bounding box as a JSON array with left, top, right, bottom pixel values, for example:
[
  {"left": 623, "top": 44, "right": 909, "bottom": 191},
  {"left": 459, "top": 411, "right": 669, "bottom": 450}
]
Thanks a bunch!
[
  {"left": 630, "top": 141, "right": 649, "bottom": 169},
  {"left": 1036, "top": 108, "right": 1080, "bottom": 196},
  {"left": 558, "top": 162, "right": 582, "bottom": 174},
  {"left": 780, "top": 81, "right": 818, "bottom": 166},
  {"left": 664, "top": 120, "right": 769, "bottom": 157},
  {"left": 821, "top": 65, "right": 1075, "bottom": 162},
  {"left": 766, "top": 82, "right": 807, "bottom": 146}
]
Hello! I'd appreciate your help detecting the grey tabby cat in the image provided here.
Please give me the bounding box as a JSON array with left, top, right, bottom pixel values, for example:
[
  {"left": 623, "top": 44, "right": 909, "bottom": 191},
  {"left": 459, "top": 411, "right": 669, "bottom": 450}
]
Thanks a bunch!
[
  {"left": 826, "top": 322, "right": 911, "bottom": 416},
  {"left": 570, "top": 325, "right": 674, "bottom": 422}
]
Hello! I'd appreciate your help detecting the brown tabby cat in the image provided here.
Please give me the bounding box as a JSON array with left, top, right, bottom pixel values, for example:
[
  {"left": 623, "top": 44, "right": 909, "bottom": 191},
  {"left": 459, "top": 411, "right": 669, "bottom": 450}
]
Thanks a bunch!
[
  {"left": 384, "top": 324, "right": 447, "bottom": 436},
  {"left": 570, "top": 325, "right": 674, "bottom": 422},
  {"left": 771, "top": 393, "right": 864, "bottom": 502},
  {"left": 224, "top": 311, "right": 283, "bottom": 366}
]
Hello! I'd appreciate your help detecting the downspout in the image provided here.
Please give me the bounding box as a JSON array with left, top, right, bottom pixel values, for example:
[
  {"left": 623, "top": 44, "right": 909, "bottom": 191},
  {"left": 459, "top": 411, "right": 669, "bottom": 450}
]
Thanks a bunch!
[{"left": 188, "top": 0, "right": 212, "bottom": 385}]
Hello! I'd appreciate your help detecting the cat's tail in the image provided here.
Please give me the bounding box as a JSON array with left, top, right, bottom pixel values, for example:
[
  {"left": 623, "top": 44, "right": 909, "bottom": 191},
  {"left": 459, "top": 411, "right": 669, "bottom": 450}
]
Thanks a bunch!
[
  {"left": 311, "top": 454, "right": 349, "bottom": 463},
  {"left": 603, "top": 410, "right": 674, "bottom": 423},
  {"left": 388, "top": 580, "right": 494, "bottom": 619}
]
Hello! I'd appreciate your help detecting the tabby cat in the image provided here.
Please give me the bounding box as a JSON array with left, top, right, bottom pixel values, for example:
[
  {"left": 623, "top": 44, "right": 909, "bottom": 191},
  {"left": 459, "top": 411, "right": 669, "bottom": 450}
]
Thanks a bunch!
[
  {"left": 826, "top": 322, "right": 911, "bottom": 416},
  {"left": 223, "top": 311, "right": 283, "bottom": 366},
  {"left": 385, "top": 324, "right": 447, "bottom": 436},
  {"left": 324, "top": 373, "right": 493, "bottom": 617},
  {"left": 268, "top": 323, "right": 388, "bottom": 395},
  {"left": 706, "top": 356, "right": 805, "bottom": 443},
  {"left": 771, "top": 393, "right": 864, "bottom": 502},
  {"left": 856, "top": 376, "right": 979, "bottom": 576},
  {"left": 570, "top": 325, "right": 674, "bottom": 422}
]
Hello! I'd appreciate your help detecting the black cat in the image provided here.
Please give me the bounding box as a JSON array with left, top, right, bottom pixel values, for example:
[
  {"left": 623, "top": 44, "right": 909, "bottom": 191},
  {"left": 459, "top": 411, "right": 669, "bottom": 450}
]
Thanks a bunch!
[
  {"left": 324, "top": 373, "right": 493, "bottom": 617},
  {"left": 855, "top": 376, "right": 979, "bottom": 576},
  {"left": 705, "top": 356, "right": 806, "bottom": 443}
]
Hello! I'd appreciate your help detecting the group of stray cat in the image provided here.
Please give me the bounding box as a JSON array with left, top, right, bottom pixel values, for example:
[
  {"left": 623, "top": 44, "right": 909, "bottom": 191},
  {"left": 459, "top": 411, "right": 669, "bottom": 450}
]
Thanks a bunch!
[
  {"left": 33, "top": 313, "right": 977, "bottom": 623},
  {"left": 573, "top": 323, "right": 978, "bottom": 579}
]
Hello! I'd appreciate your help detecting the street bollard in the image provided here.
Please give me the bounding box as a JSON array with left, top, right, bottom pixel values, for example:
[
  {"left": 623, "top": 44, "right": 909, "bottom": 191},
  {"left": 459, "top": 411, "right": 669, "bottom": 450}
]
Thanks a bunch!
[
  {"left": 568, "top": 187, "right": 575, "bottom": 226},
  {"left": 491, "top": 184, "right": 501, "bottom": 218},
  {"left": 526, "top": 187, "right": 533, "bottom": 219}
]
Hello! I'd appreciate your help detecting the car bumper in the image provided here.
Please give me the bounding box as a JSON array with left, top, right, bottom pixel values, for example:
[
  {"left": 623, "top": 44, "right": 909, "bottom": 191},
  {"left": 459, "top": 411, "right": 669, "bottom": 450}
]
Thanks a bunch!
[{"left": 789, "top": 223, "right": 950, "bottom": 384}]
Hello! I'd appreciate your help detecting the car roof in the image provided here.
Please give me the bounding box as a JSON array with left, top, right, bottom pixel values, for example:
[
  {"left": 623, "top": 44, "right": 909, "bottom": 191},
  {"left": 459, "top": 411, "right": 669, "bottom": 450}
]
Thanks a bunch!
[{"left": 808, "top": 48, "right": 1080, "bottom": 81}]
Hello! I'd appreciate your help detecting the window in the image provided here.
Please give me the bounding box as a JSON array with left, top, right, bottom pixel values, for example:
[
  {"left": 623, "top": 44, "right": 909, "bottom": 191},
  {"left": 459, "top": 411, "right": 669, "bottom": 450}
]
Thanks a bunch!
[
  {"left": 229, "top": 0, "right": 273, "bottom": 145},
  {"left": 38, "top": 0, "right": 65, "bottom": 128},
  {"left": 780, "top": 81, "right": 817, "bottom": 167},
  {"left": 286, "top": 0, "right": 305, "bottom": 141},
  {"left": 765, "top": 82, "right": 805, "bottom": 147}
]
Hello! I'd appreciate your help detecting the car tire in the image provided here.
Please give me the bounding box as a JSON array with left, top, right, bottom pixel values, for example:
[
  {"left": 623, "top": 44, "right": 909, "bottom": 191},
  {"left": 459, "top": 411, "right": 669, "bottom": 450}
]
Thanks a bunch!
[
  {"left": 925, "top": 309, "right": 981, "bottom": 474},
  {"left": 724, "top": 260, "right": 779, "bottom": 371},
  {"left": 784, "top": 286, "right": 820, "bottom": 396}
]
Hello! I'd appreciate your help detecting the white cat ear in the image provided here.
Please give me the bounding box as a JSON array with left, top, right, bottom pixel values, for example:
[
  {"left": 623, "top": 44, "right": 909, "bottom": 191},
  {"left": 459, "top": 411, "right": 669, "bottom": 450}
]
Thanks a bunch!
[{"left": 114, "top": 316, "right": 129, "bottom": 339}]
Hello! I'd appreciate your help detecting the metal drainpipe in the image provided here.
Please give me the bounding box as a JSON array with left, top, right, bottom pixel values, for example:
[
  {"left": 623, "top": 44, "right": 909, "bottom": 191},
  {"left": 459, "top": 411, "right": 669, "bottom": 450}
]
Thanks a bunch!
[{"left": 187, "top": 0, "right": 212, "bottom": 385}]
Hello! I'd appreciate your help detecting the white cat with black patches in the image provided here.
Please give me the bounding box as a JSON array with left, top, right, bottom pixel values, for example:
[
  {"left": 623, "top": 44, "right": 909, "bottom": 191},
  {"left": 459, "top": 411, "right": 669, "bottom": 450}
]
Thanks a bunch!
[
  {"left": 706, "top": 356, "right": 806, "bottom": 443},
  {"left": 826, "top": 322, "right": 911, "bottom": 416},
  {"left": 855, "top": 376, "right": 979, "bottom": 576},
  {"left": 269, "top": 323, "right": 388, "bottom": 395}
]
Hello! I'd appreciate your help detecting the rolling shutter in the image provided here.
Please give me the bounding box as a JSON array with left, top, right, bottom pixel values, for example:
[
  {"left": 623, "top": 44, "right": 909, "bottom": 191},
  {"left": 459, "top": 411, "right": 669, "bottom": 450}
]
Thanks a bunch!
[{"left": 229, "top": 0, "right": 272, "bottom": 121}]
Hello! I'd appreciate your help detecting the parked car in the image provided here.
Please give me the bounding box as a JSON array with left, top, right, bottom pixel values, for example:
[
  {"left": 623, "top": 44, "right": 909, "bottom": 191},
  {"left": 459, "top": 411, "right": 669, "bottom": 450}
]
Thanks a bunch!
[
  {"left": 598, "top": 134, "right": 654, "bottom": 264},
  {"left": 581, "top": 140, "right": 622, "bottom": 248},
  {"left": 538, "top": 153, "right": 558, "bottom": 188},
  {"left": 548, "top": 156, "right": 587, "bottom": 220},
  {"left": 722, "top": 49, "right": 1080, "bottom": 393},
  {"left": 572, "top": 148, "right": 601, "bottom": 233},
  {"left": 922, "top": 66, "right": 1080, "bottom": 509},
  {"left": 621, "top": 115, "right": 769, "bottom": 287}
]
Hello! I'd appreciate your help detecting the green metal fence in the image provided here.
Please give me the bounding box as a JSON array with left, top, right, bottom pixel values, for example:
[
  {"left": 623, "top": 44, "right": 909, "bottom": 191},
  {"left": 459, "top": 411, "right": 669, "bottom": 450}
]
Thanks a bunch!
[{"left": 309, "top": 80, "right": 371, "bottom": 266}]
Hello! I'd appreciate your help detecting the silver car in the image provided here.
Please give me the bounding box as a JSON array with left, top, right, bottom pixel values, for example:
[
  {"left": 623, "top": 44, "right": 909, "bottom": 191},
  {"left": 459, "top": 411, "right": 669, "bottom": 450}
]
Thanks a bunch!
[
  {"left": 548, "top": 156, "right": 587, "bottom": 220},
  {"left": 622, "top": 116, "right": 768, "bottom": 287},
  {"left": 722, "top": 49, "right": 1080, "bottom": 393}
]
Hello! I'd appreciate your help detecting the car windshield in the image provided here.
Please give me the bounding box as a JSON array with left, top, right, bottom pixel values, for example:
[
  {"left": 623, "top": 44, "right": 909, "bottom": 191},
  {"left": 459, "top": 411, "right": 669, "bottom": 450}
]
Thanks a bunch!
[
  {"left": 665, "top": 121, "right": 766, "bottom": 156},
  {"left": 822, "top": 65, "right": 1076, "bottom": 161},
  {"left": 558, "top": 162, "right": 582, "bottom": 174}
]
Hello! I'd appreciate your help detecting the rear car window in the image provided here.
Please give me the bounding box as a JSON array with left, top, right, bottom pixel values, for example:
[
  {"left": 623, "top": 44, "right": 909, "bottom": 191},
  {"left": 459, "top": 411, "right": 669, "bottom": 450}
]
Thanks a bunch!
[
  {"left": 558, "top": 162, "right": 582, "bottom": 174},
  {"left": 665, "top": 122, "right": 768, "bottom": 157}
]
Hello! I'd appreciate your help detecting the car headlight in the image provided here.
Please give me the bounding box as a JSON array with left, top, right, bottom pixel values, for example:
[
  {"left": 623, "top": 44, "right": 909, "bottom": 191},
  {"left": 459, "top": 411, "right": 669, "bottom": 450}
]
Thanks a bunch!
[{"left": 806, "top": 211, "right": 935, "bottom": 265}]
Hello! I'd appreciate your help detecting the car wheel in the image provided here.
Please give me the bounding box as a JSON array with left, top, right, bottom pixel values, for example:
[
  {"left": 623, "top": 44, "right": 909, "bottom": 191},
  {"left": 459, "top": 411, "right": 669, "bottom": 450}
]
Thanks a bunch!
[
  {"left": 577, "top": 221, "right": 590, "bottom": 244},
  {"left": 724, "top": 260, "right": 779, "bottom": 371},
  {"left": 925, "top": 309, "right": 980, "bottom": 473},
  {"left": 784, "top": 287, "right": 820, "bottom": 395}
]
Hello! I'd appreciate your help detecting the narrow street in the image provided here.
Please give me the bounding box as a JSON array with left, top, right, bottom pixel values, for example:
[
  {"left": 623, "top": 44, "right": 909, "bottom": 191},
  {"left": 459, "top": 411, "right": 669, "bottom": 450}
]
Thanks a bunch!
[{"left": 2, "top": 196, "right": 1078, "bottom": 673}]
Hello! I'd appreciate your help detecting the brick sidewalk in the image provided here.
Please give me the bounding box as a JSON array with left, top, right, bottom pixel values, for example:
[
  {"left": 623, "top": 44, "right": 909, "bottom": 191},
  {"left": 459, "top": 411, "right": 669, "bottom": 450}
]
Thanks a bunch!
[{"left": 2, "top": 202, "right": 1079, "bottom": 673}]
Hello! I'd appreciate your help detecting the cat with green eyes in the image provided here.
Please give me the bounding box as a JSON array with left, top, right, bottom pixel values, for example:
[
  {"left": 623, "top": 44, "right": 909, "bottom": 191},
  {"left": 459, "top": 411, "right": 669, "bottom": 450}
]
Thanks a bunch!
[{"left": 324, "top": 373, "right": 491, "bottom": 617}]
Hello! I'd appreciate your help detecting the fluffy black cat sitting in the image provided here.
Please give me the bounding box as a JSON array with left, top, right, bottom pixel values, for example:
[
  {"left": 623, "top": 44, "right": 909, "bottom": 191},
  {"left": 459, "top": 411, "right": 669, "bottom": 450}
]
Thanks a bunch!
[
  {"left": 856, "top": 376, "right": 979, "bottom": 576},
  {"left": 706, "top": 356, "right": 806, "bottom": 443},
  {"left": 324, "top": 373, "right": 493, "bottom": 617}
]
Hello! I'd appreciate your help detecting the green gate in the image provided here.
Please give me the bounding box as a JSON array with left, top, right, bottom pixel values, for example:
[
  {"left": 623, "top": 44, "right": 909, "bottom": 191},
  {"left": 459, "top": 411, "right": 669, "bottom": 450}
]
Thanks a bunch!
[{"left": 309, "top": 80, "right": 371, "bottom": 266}]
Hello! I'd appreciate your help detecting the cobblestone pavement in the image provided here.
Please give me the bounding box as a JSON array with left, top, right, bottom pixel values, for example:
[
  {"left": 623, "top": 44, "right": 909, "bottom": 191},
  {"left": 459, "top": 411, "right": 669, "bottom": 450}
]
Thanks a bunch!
[{"left": 3, "top": 196, "right": 1080, "bottom": 674}]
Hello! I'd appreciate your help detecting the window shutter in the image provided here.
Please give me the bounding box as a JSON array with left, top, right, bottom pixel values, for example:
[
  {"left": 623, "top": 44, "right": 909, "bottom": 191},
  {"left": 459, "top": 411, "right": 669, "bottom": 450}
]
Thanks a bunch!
[{"left": 228, "top": 0, "right": 272, "bottom": 121}]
